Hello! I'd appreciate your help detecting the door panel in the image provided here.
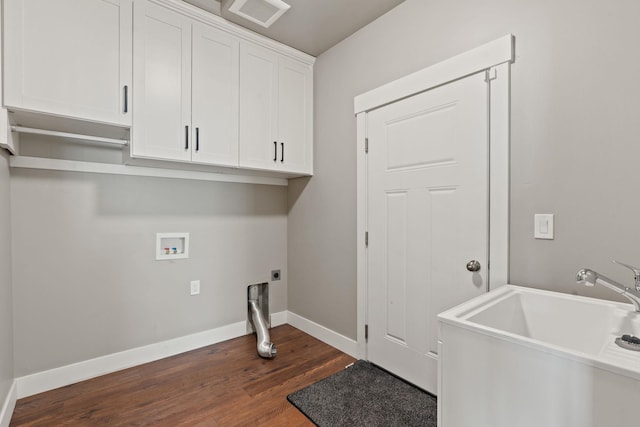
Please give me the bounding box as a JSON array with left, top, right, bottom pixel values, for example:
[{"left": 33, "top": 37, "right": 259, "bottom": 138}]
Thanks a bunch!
[
  {"left": 191, "top": 22, "right": 239, "bottom": 166},
  {"left": 385, "top": 103, "right": 456, "bottom": 171},
  {"left": 132, "top": 0, "right": 191, "bottom": 161},
  {"left": 4, "top": 0, "right": 132, "bottom": 125},
  {"left": 238, "top": 43, "right": 278, "bottom": 170},
  {"left": 278, "top": 58, "right": 312, "bottom": 173},
  {"left": 367, "top": 71, "right": 488, "bottom": 393},
  {"left": 385, "top": 191, "right": 409, "bottom": 342}
]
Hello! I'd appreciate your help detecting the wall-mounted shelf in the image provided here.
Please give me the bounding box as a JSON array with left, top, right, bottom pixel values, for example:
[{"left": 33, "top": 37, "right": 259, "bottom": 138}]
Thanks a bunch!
[
  {"left": 11, "top": 126, "right": 129, "bottom": 146},
  {"left": 9, "top": 156, "right": 288, "bottom": 186},
  {"left": 0, "top": 109, "right": 17, "bottom": 154}
]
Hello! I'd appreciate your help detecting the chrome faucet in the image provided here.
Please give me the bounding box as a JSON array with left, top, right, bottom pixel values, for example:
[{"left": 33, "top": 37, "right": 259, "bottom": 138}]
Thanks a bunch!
[{"left": 576, "top": 261, "right": 640, "bottom": 312}]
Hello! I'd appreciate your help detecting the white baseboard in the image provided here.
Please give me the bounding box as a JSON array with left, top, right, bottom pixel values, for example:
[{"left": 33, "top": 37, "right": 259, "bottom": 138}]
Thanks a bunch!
[
  {"left": 14, "top": 310, "right": 356, "bottom": 400},
  {"left": 0, "top": 380, "right": 17, "bottom": 427},
  {"left": 17, "top": 312, "right": 286, "bottom": 399},
  {"left": 270, "top": 310, "right": 288, "bottom": 327},
  {"left": 286, "top": 311, "right": 359, "bottom": 358}
]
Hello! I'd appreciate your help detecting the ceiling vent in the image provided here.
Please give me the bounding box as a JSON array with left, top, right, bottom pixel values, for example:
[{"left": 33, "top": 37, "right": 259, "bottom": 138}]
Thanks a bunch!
[{"left": 221, "top": 0, "right": 291, "bottom": 28}]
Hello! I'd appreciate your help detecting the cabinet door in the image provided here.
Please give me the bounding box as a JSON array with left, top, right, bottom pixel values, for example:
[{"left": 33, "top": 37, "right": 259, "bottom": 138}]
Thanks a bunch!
[
  {"left": 277, "top": 57, "right": 313, "bottom": 174},
  {"left": 238, "top": 43, "right": 278, "bottom": 171},
  {"left": 0, "top": 7, "right": 16, "bottom": 154},
  {"left": 191, "top": 23, "right": 239, "bottom": 167},
  {"left": 132, "top": 0, "right": 191, "bottom": 162},
  {"left": 3, "top": 0, "right": 132, "bottom": 126}
]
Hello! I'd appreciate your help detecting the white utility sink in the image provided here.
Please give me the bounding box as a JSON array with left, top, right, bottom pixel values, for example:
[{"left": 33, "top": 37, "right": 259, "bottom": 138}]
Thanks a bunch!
[{"left": 437, "top": 285, "right": 640, "bottom": 427}]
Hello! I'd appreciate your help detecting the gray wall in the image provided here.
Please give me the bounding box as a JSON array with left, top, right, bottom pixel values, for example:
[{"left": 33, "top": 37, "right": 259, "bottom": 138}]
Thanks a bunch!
[
  {"left": 0, "top": 150, "right": 14, "bottom": 405},
  {"left": 288, "top": 0, "right": 640, "bottom": 339},
  {"left": 11, "top": 163, "right": 287, "bottom": 377}
]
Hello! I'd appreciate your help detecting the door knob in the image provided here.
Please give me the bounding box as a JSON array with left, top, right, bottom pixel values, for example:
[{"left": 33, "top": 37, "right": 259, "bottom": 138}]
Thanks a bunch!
[{"left": 466, "top": 260, "right": 481, "bottom": 272}]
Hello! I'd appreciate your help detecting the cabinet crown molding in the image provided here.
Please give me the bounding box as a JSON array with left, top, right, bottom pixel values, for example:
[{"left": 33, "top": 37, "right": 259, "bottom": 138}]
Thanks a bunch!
[{"left": 149, "top": 0, "right": 315, "bottom": 65}]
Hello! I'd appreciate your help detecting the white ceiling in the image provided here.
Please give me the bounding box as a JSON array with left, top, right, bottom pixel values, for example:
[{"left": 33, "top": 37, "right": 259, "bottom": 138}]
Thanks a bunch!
[{"left": 182, "top": 0, "right": 405, "bottom": 56}]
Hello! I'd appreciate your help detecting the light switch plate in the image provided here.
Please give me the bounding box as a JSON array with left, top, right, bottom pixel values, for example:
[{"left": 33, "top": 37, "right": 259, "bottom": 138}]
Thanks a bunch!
[
  {"left": 190, "top": 280, "right": 200, "bottom": 295},
  {"left": 534, "top": 214, "right": 554, "bottom": 239}
]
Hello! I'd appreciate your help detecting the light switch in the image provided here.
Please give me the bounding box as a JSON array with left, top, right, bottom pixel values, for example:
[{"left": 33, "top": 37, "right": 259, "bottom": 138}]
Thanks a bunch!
[
  {"left": 190, "top": 280, "right": 200, "bottom": 295},
  {"left": 534, "top": 214, "right": 554, "bottom": 239}
]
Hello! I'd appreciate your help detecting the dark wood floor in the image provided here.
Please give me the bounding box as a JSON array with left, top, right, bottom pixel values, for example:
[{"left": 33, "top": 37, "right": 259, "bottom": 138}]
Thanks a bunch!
[{"left": 10, "top": 324, "right": 356, "bottom": 426}]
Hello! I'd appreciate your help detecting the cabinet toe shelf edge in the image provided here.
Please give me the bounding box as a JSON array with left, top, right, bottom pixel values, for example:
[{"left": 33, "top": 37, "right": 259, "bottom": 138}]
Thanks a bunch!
[{"left": 9, "top": 156, "right": 290, "bottom": 186}]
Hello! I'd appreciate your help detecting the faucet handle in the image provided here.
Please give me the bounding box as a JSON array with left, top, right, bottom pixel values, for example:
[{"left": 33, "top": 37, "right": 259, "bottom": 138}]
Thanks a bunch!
[{"left": 613, "top": 260, "right": 640, "bottom": 288}]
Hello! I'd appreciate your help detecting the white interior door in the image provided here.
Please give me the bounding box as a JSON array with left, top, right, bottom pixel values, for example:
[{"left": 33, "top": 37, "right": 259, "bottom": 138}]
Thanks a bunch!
[{"left": 367, "top": 71, "right": 489, "bottom": 393}]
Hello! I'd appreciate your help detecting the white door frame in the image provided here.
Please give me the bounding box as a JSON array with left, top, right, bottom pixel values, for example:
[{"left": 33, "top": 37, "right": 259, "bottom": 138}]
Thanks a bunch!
[{"left": 354, "top": 34, "right": 515, "bottom": 360}]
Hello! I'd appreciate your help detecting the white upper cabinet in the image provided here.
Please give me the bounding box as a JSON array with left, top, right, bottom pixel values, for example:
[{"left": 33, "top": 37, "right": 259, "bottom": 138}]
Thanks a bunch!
[
  {"left": 3, "top": 0, "right": 132, "bottom": 126},
  {"left": 190, "top": 22, "right": 239, "bottom": 167},
  {"left": 131, "top": 0, "right": 239, "bottom": 167},
  {"left": 239, "top": 42, "right": 313, "bottom": 175},
  {"left": 3, "top": 0, "right": 313, "bottom": 176},
  {"left": 238, "top": 43, "right": 278, "bottom": 171},
  {"left": 0, "top": 2, "right": 16, "bottom": 154},
  {"left": 132, "top": 0, "right": 191, "bottom": 162},
  {"left": 277, "top": 56, "right": 313, "bottom": 174}
]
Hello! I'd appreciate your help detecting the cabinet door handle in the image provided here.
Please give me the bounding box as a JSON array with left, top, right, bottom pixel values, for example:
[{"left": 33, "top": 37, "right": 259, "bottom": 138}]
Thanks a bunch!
[
  {"left": 273, "top": 141, "right": 277, "bottom": 162},
  {"left": 281, "top": 142, "right": 284, "bottom": 162},
  {"left": 185, "top": 125, "right": 189, "bottom": 150},
  {"left": 196, "top": 127, "right": 200, "bottom": 152},
  {"left": 123, "top": 85, "right": 128, "bottom": 113}
]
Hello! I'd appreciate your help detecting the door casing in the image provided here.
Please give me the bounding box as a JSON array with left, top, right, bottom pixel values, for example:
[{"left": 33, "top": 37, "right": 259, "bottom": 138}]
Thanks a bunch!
[{"left": 354, "top": 34, "right": 515, "bottom": 361}]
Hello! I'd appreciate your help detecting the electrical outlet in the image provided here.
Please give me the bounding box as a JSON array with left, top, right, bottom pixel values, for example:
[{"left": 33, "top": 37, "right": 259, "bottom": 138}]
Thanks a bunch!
[
  {"left": 190, "top": 280, "right": 200, "bottom": 295},
  {"left": 271, "top": 270, "right": 281, "bottom": 281}
]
